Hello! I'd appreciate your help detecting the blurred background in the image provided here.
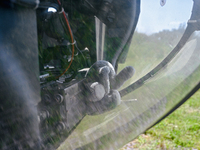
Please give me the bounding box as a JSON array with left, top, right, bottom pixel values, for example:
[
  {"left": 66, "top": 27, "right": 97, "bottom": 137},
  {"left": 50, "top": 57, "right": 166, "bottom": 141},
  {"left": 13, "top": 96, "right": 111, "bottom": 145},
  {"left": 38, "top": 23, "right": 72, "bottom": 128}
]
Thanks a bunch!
[{"left": 121, "top": 89, "right": 200, "bottom": 150}]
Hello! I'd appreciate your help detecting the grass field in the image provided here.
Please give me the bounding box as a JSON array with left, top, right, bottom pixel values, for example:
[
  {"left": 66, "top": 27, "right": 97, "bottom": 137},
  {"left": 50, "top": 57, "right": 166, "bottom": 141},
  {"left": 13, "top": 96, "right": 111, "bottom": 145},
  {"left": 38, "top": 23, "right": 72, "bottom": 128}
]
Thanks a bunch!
[{"left": 120, "top": 89, "right": 200, "bottom": 150}]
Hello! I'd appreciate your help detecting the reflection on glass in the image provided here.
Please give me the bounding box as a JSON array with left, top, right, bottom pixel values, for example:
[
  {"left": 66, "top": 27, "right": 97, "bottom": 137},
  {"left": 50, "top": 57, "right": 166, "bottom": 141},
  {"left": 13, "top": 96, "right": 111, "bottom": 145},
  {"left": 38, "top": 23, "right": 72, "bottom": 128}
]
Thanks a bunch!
[
  {"left": 58, "top": 1, "right": 200, "bottom": 149},
  {"left": 1, "top": 0, "right": 200, "bottom": 150}
]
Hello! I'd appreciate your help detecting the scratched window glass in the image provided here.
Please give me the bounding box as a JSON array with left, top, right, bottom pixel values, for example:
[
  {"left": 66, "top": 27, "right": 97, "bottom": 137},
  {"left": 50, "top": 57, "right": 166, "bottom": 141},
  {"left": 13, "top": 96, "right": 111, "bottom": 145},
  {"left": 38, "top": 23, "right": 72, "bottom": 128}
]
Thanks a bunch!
[{"left": 0, "top": 0, "right": 199, "bottom": 150}]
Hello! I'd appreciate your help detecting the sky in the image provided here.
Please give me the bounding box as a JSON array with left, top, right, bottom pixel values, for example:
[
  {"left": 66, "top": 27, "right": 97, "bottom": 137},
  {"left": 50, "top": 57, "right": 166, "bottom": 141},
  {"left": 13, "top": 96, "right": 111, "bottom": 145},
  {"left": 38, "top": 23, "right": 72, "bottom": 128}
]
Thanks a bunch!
[{"left": 136, "top": 0, "right": 193, "bottom": 35}]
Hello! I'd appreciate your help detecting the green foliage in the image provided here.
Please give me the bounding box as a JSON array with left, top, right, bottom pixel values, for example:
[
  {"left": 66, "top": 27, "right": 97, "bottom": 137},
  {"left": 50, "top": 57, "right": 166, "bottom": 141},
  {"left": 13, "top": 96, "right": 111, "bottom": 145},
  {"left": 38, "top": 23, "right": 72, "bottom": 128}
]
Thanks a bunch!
[
  {"left": 119, "top": 26, "right": 200, "bottom": 149},
  {"left": 120, "top": 89, "right": 200, "bottom": 149},
  {"left": 118, "top": 29, "right": 183, "bottom": 85}
]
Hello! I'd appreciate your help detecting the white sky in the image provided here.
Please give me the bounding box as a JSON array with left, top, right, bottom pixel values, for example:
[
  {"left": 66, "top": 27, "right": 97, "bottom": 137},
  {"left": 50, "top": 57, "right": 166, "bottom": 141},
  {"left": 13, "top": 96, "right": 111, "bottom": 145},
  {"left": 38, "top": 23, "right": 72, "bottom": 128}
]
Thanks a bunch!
[{"left": 136, "top": 0, "right": 193, "bottom": 34}]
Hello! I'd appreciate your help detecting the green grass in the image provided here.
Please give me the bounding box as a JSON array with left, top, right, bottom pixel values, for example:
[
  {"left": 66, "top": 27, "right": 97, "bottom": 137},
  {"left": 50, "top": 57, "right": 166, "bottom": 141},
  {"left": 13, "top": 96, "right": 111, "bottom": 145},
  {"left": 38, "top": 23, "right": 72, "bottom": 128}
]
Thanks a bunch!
[{"left": 120, "top": 89, "right": 200, "bottom": 150}]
